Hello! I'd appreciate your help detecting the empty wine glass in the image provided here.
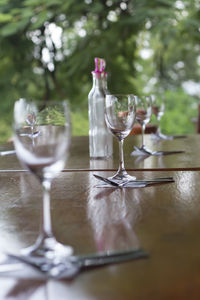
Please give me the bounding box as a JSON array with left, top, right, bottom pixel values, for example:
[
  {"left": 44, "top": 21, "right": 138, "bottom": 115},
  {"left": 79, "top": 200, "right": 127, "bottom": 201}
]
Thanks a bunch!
[
  {"left": 105, "top": 94, "right": 136, "bottom": 183},
  {"left": 133, "top": 95, "right": 152, "bottom": 155},
  {"left": 13, "top": 98, "right": 73, "bottom": 263},
  {"left": 151, "top": 95, "right": 166, "bottom": 140}
]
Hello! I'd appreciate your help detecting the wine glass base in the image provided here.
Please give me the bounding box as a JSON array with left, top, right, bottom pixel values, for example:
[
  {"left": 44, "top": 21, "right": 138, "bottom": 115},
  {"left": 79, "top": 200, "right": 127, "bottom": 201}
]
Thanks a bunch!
[
  {"left": 21, "top": 236, "right": 73, "bottom": 261},
  {"left": 131, "top": 146, "right": 152, "bottom": 156},
  {"left": 151, "top": 132, "right": 173, "bottom": 141},
  {"left": 109, "top": 172, "right": 136, "bottom": 183}
]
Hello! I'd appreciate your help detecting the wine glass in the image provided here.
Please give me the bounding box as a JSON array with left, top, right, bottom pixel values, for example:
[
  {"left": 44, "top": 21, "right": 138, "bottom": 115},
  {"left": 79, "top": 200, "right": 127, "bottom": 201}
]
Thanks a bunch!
[
  {"left": 105, "top": 94, "right": 136, "bottom": 183},
  {"left": 151, "top": 95, "right": 166, "bottom": 140},
  {"left": 13, "top": 98, "right": 73, "bottom": 263},
  {"left": 134, "top": 95, "right": 152, "bottom": 154}
]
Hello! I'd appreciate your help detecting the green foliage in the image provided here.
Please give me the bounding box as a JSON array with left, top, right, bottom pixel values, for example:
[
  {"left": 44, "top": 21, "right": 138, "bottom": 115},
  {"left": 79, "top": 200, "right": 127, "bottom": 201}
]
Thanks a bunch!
[
  {"left": 71, "top": 109, "right": 89, "bottom": 136},
  {"left": 37, "top": 107, "right": 66, "bottom": 126},
  {"left": 160, "top": 89, "right": 198, "bottom": 134},
  {"left": 0, "top": 119, "right": 12, "bottom": 143},
  {"left": 0, "top": 0, "right": 199, "bottom": 142}
]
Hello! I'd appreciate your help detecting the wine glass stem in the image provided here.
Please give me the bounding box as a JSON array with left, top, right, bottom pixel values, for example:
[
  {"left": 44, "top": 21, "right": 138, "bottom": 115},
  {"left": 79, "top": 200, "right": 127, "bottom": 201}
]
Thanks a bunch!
[
  {"left": 141, "top": 123, "right": 145, "bottom": 148},
  {"left": 41, "top": 180, "right": 53, "bottom": 239},
  {"left": 156, "top": 118, "right": 161, "bottom": 135},
  {"left": 157, "top": 125, "right": 161, "bottom": 135},
  {"left": 31, "top": 125, "right": 35, "bottom": 146},
  {"left": 118, "top": 139, "right": 125, "bottom": 173}
]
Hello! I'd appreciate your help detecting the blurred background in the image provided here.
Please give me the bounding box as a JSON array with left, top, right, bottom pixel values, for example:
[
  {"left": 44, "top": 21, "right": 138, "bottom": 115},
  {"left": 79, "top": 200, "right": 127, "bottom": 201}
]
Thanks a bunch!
[{"left": 0, "top": 0, "right": 199, "bottom": 142}]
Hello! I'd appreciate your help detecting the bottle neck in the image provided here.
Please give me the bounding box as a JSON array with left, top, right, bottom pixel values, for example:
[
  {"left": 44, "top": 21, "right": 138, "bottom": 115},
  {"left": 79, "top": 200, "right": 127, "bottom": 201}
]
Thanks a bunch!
[{"left": 92, "top": 72, "right": 104, "bottom": 89}]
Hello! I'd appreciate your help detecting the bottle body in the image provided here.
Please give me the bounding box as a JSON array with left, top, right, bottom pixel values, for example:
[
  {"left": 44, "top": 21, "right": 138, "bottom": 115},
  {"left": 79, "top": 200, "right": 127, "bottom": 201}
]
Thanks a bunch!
[{"left": 88, "top": 73, "right": 113, "bottom": 158}]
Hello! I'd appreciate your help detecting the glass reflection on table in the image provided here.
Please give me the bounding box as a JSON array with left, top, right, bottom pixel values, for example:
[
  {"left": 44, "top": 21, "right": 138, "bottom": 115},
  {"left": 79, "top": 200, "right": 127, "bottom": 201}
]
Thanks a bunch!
[{"left": 87, "top": 173, "right": 141, "bottom": 253}]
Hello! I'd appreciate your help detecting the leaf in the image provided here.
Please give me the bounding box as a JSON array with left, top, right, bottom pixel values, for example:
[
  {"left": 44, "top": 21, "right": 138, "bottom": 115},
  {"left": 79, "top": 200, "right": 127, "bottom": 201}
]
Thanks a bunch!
[
  {"left": 0, "top": 13, "right": 12, "bottom": 23},
  {"left": 10, "top": 8, "right": 23, "bottom": 15},
  {"left": 21, "top": 8, "right": 34, "bottom": 18},
  {"left": 0, "top": 18, "right": 29, "bottom": 36}
]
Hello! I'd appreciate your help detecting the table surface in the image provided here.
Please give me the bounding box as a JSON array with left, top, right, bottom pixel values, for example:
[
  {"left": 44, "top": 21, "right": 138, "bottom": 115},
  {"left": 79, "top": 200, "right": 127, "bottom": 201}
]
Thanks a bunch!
[
  {"left": 0, "top": 169, "right": 200, "bottom": 299},
  {"left": 0, "top": 134, "right": 200, "bottom": 299},
  {"left": 1, "top": 134, "right": 200, "bottom": 171}
]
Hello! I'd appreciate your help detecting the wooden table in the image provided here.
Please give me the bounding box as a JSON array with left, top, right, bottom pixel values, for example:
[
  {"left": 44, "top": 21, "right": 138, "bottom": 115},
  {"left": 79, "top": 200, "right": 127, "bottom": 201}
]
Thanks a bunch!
[
  {"left": 0, "top": 135, "right": 200, "bottom": 299},
  {"left": 0, "top": 169, "right": 200, "bottom": 299},
  {"left": 1, "top": 134, "right": 200, "bottom": 171}
]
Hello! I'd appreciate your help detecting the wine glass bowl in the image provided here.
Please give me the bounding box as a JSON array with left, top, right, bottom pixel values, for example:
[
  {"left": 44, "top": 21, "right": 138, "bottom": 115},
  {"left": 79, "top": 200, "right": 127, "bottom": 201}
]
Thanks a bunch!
[
  {"left": 134, "top": 95, "right": 152, "bottom": 154},
  {"left": 152, "top": 103, "right": 165, "bottom": 122},
  {"left": 151, "top": 95, "right": 167, "bottom": 139},
  {"left": 105, "top": 94, "right": 136, "bottom": 183},
  {"left": 13, "top": 98, "right": 73, "bottom": 260},
  {"left": 136, "top": 107, "right": 151, "bottom": 126}
]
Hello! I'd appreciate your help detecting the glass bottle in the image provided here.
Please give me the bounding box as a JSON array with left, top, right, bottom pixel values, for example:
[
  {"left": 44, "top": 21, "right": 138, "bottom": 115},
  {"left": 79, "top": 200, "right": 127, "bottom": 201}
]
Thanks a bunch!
[
  {"left": 100, "top": 58, "right": 110, "bottom": 95},
  {"left": 88, "top": 58, "right": 113, "bottom": 158}
]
